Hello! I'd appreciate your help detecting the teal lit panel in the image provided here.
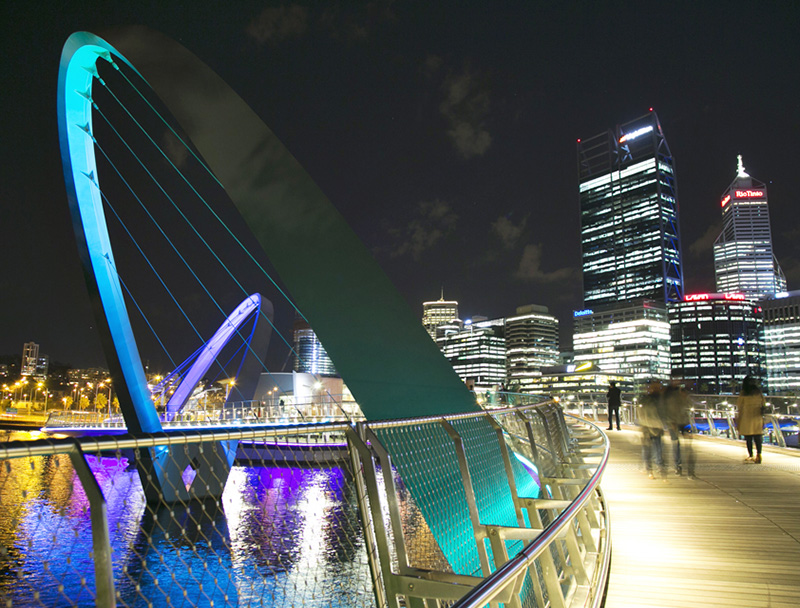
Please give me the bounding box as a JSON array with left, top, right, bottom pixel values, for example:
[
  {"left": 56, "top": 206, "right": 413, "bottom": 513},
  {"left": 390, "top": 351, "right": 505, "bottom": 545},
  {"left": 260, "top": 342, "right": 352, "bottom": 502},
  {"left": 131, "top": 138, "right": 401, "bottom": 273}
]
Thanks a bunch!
[
  {"left": 377, "top": 418, "right": 541, "bottom": 576},
  {"left": 102, "top": 26, "right": 477, "bottom": 421},
  {"left": 376, "top": 423, "right": 481, "bottom": 576}
]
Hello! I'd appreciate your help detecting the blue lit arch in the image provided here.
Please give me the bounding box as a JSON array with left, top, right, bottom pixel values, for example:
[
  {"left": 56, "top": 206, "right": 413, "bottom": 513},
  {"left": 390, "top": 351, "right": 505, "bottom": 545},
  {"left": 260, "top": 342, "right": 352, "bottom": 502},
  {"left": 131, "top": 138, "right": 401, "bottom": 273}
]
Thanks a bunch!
[{"left": 57, "top": 33, "right": 161, "bottom": 433}]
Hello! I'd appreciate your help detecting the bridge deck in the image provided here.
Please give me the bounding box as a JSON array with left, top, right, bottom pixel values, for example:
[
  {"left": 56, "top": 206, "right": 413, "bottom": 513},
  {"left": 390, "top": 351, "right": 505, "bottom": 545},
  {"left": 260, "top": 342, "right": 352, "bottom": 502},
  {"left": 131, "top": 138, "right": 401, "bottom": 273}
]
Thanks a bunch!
[{"left": 601, "top": 430, "right": 800, "bottom": 608}]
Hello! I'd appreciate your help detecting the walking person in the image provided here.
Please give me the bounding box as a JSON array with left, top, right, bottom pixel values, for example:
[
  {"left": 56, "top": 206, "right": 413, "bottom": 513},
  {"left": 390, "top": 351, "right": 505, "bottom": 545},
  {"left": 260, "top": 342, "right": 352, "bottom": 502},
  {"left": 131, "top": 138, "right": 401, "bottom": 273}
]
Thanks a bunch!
[
  {"left": 735, "top": 375, "right": 765, "bottom": 464},
  {"left": 664, "top": 381, "right": 694, "bottom": 476},
  {"left": 638, "top": 380, "right": 667, "bottom": 479},
  {"left": 607, "top": 381, "right": 622, "bottom": 431}
]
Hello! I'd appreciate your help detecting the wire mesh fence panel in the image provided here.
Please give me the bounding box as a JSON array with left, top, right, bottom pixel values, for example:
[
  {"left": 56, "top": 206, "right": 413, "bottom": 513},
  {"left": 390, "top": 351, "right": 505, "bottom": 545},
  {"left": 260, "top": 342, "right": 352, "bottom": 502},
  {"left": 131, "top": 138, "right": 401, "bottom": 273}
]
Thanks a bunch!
[
  {"left": 0, "top": 406, "right": 610, "bottom": 608},
  {"left": 0, "top": 430, "right": 375, "bottom": 608},
  {"left": 0, "top": 451, "right": 106, "bottom": 607}
]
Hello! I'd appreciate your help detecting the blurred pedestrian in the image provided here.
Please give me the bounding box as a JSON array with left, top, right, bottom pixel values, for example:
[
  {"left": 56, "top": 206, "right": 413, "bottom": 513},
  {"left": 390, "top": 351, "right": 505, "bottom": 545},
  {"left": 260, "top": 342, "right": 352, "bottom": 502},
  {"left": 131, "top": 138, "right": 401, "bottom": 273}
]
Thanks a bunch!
[
  {"left": 735, "top": 375, "right": 765, "bottom": 464},
  {"left": 638, "top": 380, "right": 666, "bottom": 479},
  {"left": 607, "top": 381, "right": 621, "bottom": 431},
  {"left": 664, "top": 381, "right": 695, "bottom": 477}
]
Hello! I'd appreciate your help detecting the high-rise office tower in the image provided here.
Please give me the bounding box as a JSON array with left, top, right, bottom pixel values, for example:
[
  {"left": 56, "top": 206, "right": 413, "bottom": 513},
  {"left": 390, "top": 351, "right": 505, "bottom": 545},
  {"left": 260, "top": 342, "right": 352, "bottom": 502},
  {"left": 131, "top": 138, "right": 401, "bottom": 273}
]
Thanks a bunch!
[
  {"left": 505, "top": 304, "right": 560, "bottom": 392},
  {"left": 573, "top": 300, "right": 671, "bottom": 384},
  {"left": 578, "top": 111, "right": 683, "bottom": 306},
  {"left": 21, "top": 342, "right": 39, "bottom": 377},
  {"left": 714, "top": 156, "right": 786, "bottom": 299},
  {"left": 760, "top": 291, "right": 800, "bottom": 395},
  {"left": 669, "top": 292, "right": 765, "bottom": 394},
  {"left": 437, "top": 318, "right": 506, "bottom": 391},
  {"left": 422, "top": 292, "right": 459, "bottom": 339}
]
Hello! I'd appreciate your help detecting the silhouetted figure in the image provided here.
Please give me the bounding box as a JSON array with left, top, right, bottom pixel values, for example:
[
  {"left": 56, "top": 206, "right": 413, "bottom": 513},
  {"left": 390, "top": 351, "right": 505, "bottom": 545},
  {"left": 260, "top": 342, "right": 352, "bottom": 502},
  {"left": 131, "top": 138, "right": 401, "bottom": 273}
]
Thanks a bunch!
[
  {"left": 607, "top": 381, "right": 621, "bottom": 431},
  {"left": 638, "top": 380, "right": 667, "bottom": 479},
  {"left": 736, "top": 375, "right": 765, "bottom": 464},
  {"left": 664, "top": 381, "right": 695, "bottom": 477}
]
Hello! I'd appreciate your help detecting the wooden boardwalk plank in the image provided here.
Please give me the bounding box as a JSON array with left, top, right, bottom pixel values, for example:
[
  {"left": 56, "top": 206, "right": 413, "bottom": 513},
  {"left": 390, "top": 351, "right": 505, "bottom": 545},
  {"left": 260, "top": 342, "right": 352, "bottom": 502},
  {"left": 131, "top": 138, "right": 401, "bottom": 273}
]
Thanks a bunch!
[{"left": 601, "top": 430, "right": 800, "bottom": 608}]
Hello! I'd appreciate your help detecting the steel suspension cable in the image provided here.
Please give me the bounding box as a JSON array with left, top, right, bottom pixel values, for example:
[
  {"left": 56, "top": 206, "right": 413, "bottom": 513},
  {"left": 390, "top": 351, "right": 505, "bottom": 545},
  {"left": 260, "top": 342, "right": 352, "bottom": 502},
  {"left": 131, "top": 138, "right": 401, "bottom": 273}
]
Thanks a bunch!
[{"left": 92, "top": 85, "right": 302, "bottom": 385}]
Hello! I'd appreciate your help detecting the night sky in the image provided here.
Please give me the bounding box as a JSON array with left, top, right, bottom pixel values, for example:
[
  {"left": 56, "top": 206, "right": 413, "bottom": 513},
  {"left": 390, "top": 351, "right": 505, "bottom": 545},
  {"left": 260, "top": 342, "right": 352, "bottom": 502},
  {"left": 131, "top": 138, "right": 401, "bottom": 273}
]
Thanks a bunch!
[{"left": 2, "top": 1, "right": 800, "bottom": 371}]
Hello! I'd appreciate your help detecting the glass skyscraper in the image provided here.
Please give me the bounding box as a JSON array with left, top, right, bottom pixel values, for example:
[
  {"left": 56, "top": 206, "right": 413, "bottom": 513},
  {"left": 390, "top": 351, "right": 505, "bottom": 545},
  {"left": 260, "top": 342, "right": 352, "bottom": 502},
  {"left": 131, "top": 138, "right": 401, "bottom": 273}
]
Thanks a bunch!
[
  {"left": 572, "top": 300, "right": 671, "bottom": 384},
  {"left": 293, "top": 318, "right": 338, "bottom": 377},
  {"left": 668, "top": 293, "right": 765, "bottom": 394},
  {"left": 714, "top": 156, "right": 786, "bottom": 299},
  {"left": 578, "top": 111, "right": 683, "bottom": 306},
  {"left": 760, "top": 291, "right": 800, "bottom": 395},
  {"left": 505, "top": 304, "right": 560, "bottom": 392},
  {"left": 436, "top": 318, "right": 506, "bottom": 391}
]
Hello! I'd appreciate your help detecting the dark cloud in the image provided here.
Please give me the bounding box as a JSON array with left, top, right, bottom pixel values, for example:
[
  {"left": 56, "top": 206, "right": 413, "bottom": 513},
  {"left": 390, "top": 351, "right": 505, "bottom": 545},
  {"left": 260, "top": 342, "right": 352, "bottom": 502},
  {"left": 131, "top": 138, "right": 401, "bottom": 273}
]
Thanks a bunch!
[
  {"left": 247, "top": 2, "right": 394, "bottom": 46},
  {"left": 423, "top": 54, "right": 443, "bottom": 78},
  {"left": 161, "top": 129, "right": 189, "bottom": 169},
  {"left": 491, "top": 214, "right": 528, "bottom": 250},
  {"left": 514, "top": 243, "right": 575, "bottom": 283},
  {"left": 439, "top": 66, "right": 492, "bottom": 159},
  {"left": 246, "top": 4, "right": 309, "bottom": 45},
  {"left": 388, "top": 200, "right": 458, "bottom": 261},
  {"left": 688, "top": 221, "right": 722, "bottom": 257},
  {"left": 780, "top": 256, "right": 800, "bottom": 288}
]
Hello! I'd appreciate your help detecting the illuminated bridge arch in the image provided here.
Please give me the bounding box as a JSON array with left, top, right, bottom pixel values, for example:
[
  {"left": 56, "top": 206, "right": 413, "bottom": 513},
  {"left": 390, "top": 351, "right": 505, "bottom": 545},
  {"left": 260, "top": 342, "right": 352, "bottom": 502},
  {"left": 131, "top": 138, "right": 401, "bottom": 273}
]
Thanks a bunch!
[
  {"left": 58, "top": 27, "right": 476, "bottom": 429},
  {"left": 161, "top": 293, "right": 267, "bottom": 420}
]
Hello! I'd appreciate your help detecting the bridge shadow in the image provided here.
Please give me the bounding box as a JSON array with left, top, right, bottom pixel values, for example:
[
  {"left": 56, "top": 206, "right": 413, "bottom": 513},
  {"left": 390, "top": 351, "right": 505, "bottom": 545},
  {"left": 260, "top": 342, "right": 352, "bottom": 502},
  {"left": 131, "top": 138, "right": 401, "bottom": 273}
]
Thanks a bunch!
[{"left": 601, "top": 429, "right": 800, "bottom": 608}]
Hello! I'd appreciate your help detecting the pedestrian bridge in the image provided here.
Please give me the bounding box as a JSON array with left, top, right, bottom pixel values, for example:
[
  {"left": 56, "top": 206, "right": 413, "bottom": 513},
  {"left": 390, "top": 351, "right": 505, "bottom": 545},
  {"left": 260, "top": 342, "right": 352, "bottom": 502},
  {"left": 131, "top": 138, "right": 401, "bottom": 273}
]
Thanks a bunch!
[
  {"left": 3, "top": 403, "right": 800, "bottom": 607},
  {"left": 602, "top": 429, "right": 800, "bottom": 608}
]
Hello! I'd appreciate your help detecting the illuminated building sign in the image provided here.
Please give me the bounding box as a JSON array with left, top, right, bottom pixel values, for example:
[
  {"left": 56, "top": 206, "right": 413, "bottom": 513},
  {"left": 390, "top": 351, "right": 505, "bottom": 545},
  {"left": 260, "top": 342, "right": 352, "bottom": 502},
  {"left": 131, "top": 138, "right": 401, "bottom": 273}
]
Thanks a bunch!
[
  {"left": 734, "top": 189, "right": 764, "bottom": 198},
  {"left": 684, "top": 292, "right": 746, "bottom": 302},
  {"left": 574, "top": 361, "right": 593, "bottom": 372},
  {"left": 618, "top": 125, "right": 653, "bottom": 143},
  {"left": 574, "top": 309, "right": 594, "bottom": 317},
  {"left": 720, "top": 194, "right": 731, "bottom": 207}
]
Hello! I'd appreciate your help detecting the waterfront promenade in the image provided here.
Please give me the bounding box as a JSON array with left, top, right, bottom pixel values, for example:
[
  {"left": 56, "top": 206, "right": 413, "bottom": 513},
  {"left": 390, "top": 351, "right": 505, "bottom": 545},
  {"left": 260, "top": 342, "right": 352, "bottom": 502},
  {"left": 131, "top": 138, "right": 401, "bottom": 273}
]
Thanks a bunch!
[{"left": 602, "top": 430, "right": 800, "bottom": 608}]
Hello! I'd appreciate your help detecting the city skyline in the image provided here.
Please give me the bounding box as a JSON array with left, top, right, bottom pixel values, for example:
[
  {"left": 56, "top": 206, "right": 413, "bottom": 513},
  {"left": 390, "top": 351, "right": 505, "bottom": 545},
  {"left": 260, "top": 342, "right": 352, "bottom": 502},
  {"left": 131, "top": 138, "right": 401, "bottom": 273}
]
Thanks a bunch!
[{"left": 3, "top": 2, "right": 800, "bottom": 369}]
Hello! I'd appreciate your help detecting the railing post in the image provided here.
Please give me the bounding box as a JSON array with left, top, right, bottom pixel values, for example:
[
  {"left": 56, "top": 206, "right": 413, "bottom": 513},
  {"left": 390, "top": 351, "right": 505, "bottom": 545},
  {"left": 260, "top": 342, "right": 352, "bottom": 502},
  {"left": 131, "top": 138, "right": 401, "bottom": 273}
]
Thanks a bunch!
[
  {"left": 439, "top": 418, "right": 493, "bottom": 576},
  {"left": 68, "top": 441, "right": 115, "bottom": 608},
  {"left": 347, "top": 425, "right": 390, "bottom": 608}
]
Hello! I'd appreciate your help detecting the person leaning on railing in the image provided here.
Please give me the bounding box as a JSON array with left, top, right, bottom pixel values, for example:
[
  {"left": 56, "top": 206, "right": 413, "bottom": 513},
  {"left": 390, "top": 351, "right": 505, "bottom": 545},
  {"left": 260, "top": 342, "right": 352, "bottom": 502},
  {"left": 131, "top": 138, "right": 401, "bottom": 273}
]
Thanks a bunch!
[{"left": 735, "top": 375, "right": 766, "bottom": 464}]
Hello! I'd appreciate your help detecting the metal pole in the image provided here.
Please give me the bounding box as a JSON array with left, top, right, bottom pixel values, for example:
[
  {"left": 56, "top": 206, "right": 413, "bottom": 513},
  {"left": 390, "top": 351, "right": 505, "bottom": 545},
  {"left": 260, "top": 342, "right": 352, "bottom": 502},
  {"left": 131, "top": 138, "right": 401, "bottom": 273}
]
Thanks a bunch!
[{"left": 68, "top": 442, "right": 115, "bottom": 608}]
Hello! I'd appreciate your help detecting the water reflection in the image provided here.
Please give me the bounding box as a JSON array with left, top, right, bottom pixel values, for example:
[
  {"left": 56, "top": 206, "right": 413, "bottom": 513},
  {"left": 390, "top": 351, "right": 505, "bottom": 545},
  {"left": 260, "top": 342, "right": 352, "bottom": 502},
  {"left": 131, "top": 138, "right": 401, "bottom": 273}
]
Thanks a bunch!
[{"left": 0, "top": 434, "right": 371, "bottom": 607}]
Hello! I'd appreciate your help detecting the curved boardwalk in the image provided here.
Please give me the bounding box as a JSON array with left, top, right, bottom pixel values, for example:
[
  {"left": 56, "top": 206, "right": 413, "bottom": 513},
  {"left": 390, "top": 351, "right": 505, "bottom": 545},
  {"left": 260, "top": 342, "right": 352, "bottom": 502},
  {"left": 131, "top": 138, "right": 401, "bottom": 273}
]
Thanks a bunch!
[{"left": 601, "top": 430, "right": 800, "bottom": 608}]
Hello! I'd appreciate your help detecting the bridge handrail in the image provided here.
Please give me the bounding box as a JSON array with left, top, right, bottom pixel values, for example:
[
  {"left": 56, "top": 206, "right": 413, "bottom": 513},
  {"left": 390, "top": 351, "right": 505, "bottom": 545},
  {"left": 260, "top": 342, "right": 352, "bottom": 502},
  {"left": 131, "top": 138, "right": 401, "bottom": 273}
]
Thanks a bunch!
[
  {"left": 452, "top": 411, "right": 610, "bottom": 608},
  {"left": 2, "top": 402, "right": 610, "bottom": 608},
  {"left": 349, "top": 402, "right": 611, "bottom": 608}
]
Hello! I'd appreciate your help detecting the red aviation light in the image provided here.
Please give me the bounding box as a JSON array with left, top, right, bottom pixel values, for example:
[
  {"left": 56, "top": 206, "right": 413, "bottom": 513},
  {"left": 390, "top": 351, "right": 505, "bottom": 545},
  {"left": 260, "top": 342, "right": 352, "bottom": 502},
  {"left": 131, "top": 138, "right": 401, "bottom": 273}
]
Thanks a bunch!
[{"left": 721, "top": 194, "right": 731, "bottom": 207}]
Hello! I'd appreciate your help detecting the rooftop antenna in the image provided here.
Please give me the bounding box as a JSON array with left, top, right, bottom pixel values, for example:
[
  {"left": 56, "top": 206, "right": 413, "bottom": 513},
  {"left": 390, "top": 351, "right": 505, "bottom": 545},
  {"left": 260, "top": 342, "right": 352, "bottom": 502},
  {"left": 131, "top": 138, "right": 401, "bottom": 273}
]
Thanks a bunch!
[{"left": 737, "top": 154, "right": 749, "bottom": 178}]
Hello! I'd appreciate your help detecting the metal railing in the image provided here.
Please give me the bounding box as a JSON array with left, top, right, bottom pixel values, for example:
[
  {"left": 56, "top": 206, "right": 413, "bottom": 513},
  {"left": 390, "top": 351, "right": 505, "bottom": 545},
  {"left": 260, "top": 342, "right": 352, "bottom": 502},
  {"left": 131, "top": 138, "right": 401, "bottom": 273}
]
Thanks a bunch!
[
  {"left": 558, "top": 392, "right": 800, "bottom": 449},
  {"left": 0, "top": 401, "right": 610, "bottom": 607},
  {"left": 349, "top": 402, "right": 611, "bottom": 608},
  {"left": 42, "top": 395, "right": 365, "bottom": 432}
]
